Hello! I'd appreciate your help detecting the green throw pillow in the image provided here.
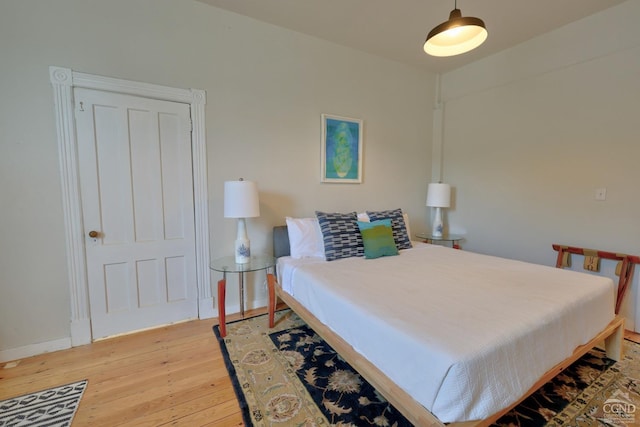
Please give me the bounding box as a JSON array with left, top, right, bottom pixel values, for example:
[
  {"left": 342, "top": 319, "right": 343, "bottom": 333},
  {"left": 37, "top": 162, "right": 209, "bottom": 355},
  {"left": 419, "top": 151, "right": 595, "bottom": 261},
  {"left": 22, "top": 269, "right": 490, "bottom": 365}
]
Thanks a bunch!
[{"left": 357, "top": 219, "right": 399, "bottom": 259}]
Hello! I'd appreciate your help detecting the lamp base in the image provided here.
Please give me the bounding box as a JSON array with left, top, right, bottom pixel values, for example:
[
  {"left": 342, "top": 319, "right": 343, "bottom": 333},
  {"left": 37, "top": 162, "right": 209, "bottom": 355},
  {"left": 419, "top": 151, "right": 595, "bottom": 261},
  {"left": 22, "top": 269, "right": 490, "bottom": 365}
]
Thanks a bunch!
[
  {"left": 431, "top": 206, "right": 444, "bottom": 238},
  {"left": 235, "top": 218, "right": 250, "bottom": 264},
  {"left": 235, "top": 238, "right": 250, "bottom": 264}
]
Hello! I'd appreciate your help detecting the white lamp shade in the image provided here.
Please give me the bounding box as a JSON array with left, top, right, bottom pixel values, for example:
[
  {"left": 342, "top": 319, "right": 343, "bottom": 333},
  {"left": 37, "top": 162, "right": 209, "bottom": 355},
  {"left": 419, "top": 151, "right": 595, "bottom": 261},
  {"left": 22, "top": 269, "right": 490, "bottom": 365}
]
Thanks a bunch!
[
  {"left": 426, "top": 183, "right": 451, "bottom": 208},
  {"left": 224, "top": 180, "right": 260, "bottom": 218}
]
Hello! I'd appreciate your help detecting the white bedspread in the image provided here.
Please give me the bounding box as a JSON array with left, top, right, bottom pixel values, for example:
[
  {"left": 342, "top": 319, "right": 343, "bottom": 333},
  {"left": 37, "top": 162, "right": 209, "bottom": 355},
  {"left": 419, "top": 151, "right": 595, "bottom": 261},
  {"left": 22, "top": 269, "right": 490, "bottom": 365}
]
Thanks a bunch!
[{"left": 277, "top": 243, "right": 615, "bottom": 423}]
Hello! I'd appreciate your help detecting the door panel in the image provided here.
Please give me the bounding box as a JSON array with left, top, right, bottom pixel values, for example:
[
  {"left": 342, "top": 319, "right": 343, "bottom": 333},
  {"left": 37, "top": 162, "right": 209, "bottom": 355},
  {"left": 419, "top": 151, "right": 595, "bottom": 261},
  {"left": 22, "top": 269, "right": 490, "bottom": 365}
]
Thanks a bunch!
[
  {"left": 166, "top": 256, "right": 188, "bottom": 301},
  {"left": 130, "top": 109, "right": 163, "bottom": 243},
  {"left": 160, "top": 112, "right": 189, "bottom": 240},
  {"left": 75, "top": 88, "right": 197, "bottom": 339},
  {"left": 104, "top": 262, "right": 130, "bottom": 313}
]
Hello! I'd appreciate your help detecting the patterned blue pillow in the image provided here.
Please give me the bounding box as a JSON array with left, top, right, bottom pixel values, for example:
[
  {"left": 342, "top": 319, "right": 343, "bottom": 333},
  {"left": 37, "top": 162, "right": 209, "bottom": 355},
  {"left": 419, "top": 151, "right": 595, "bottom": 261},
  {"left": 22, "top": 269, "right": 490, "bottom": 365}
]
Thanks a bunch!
[
  {"left": 366, "top": 208, "right": 412, "bottom": 250},
  {"left": 315, "top": 211, "right": 364, "bottom": 261}
]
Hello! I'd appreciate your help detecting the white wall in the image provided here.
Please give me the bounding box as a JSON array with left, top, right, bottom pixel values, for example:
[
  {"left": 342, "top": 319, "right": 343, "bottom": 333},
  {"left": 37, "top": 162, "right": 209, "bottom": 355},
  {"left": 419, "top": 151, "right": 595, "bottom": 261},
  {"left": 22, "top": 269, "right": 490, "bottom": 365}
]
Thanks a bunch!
[
  {"left": 0, "top": 0, "right": 435, "bottom": 358},
  {"left": 439, "top": 0, "right": 640, "bottom": 330}
]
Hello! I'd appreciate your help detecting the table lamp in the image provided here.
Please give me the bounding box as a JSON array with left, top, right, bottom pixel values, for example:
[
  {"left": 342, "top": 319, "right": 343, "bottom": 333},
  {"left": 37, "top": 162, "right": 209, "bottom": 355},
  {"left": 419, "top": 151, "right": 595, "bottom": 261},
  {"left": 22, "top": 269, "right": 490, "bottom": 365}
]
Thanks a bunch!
[
  {"left": 224, "top": 179, "right": 260, "bottom": 264},
  {"left": 426, "top": 183, "right": 451, "bottom": 238}
]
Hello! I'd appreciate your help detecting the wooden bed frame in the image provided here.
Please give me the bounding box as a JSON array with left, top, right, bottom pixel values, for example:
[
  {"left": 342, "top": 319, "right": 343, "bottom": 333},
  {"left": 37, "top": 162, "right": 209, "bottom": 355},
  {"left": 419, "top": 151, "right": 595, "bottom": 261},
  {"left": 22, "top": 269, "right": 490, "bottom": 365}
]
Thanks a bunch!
[{"left": 267, "top": 227, "right": 625, "bottom": 427}]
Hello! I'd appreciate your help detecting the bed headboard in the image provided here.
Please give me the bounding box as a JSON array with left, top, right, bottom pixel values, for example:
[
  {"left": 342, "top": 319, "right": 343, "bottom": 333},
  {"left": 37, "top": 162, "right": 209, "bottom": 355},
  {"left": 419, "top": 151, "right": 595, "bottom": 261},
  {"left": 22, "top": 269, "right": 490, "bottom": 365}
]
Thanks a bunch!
[{"left": 273, "top": 226, "right": 290, "bottom": 258}]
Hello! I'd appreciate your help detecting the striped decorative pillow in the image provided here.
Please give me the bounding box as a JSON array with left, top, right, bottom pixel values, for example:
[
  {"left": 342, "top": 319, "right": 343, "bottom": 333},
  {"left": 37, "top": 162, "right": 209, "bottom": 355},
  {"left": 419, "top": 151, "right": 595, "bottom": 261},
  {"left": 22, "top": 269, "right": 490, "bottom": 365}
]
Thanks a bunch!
[
  {"left": 315, "top": 211, "right": 364, "bottom": 261},
  {"left": 366, "top": 208, "right": 412, "bottom": 250}
]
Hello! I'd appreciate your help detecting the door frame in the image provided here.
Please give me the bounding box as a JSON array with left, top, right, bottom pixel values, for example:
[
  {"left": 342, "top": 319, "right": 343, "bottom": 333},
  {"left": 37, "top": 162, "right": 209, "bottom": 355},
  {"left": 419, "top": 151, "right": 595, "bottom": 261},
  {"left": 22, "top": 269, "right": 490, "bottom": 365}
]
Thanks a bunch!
[{"left": 50, "top": 66, "right": 211, "bottom": 346}]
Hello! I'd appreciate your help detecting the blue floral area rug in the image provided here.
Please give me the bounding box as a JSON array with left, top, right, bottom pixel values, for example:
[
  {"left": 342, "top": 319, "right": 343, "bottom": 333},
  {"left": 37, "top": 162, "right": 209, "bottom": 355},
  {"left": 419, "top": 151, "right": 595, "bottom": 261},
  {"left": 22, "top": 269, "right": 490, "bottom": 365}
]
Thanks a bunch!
[
  {"left": 0, "top": 380, "right": 87, "bottom": 427},
  {"left": 270, "top": 323, "right": 412, "bottom": 426},
  {"left": 214, "top": 310, "right": 640, "bottom": 426},
  {"left": 492, "top": 343, "right": 639, "bottom": 427}
]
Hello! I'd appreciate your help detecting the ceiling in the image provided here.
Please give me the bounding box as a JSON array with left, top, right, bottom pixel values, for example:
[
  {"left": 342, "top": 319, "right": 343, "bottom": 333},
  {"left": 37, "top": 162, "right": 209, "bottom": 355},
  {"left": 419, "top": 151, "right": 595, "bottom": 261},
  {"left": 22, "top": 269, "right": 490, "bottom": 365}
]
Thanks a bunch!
[{"left": 196, "top": 0, "right": 626, "bottom": 73}]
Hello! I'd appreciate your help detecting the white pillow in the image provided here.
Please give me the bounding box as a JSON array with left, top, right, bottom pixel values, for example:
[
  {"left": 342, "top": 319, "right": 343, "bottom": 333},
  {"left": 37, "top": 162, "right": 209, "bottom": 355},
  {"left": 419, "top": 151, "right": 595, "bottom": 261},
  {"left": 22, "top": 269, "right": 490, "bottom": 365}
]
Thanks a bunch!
[
  {"left": 285, "top": 217, "right": 325, "bottom": 259},
  {"left": 403, "top": 213, "right": 411, "bottom": 241},
  {"left": 357, "top": 212, "right": 411, "bottom": 239}
]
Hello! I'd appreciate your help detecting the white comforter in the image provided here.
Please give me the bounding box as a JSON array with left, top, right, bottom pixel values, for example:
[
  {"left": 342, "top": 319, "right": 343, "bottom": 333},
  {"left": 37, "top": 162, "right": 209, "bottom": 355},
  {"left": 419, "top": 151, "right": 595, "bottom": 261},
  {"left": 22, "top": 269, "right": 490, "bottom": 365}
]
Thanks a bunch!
[{"left": 277, "top": 243, "right": 615, "bottom": 423}]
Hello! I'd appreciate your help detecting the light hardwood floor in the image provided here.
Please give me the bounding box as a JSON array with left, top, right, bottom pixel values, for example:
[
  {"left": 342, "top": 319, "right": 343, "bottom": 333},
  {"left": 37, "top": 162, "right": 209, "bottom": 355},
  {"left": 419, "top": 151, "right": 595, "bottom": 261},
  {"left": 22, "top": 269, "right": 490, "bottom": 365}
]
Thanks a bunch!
[
  {"left": 0, "top": 308, "right": 278, "bottom": 426},
  {"left": 1, "top": 310, "right": 639, "bottom": 426}
]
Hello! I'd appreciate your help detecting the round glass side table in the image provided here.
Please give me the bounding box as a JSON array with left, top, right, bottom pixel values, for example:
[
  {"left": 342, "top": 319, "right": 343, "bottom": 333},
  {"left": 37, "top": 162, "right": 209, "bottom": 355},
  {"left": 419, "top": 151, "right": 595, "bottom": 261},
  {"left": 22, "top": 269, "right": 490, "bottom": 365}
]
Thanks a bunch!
[
  {"left": 210, "top": 255, "right": 275, "bottom": 337},
  {"left": 415, "top": 232, "right": 464, "bottom": 249}
]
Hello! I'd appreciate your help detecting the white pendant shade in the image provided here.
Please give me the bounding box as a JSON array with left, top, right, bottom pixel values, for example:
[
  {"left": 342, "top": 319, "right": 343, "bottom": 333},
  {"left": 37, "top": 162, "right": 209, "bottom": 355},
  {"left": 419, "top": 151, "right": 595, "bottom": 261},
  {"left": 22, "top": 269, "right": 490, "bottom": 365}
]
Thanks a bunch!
[
  {"left": 424, "top": 8, "right": 487, "bottom": 57},
  {"left": 224, "top": 180, "right": 260, "bottom": 218}
]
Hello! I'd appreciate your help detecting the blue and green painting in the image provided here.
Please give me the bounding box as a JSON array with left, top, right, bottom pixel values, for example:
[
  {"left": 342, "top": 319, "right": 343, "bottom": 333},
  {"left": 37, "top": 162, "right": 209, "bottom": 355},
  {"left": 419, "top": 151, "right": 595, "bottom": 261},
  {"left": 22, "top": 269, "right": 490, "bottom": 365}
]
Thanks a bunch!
[{"left": 324, "top": 118, "right": 359, "bottom": 179}]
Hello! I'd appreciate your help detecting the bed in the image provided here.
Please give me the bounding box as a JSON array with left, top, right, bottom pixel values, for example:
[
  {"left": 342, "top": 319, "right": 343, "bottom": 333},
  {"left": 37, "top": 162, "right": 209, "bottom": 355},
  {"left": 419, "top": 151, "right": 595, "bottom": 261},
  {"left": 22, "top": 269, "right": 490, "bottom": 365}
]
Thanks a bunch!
[{"left": 267, "top": 221, "right": 624, "bottom": 427}]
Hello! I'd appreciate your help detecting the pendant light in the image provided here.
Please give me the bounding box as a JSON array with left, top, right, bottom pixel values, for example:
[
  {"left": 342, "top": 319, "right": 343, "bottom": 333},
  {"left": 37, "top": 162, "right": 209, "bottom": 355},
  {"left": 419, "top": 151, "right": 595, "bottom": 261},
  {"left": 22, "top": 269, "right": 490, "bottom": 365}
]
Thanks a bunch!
[{"left": 423, "top": 1, "right": 487, "bottom": 57}]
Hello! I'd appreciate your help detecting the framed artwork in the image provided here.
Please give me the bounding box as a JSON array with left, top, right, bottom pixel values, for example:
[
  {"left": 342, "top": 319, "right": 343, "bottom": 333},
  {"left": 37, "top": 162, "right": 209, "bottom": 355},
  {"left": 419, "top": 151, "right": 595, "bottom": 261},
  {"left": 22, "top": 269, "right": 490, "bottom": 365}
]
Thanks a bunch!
[{"left": 321, "top": 114, "right": 363, "bottom": 183}]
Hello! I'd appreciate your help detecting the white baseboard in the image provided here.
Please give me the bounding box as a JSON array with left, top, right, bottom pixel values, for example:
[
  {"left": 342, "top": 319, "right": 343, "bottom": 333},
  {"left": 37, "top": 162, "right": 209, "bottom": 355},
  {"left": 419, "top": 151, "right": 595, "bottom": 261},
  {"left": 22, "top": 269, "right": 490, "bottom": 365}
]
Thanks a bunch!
[
  {"left": 0, "top": 337, "right": 71, "bottom": 363},
  {"left": 1, "top": 297, "right": 270, "bottom": 363},
  {"left": 251, "top": 296, "right": 269, "bottom": 311},
  {"left": 70, "top": 318, "right": 91, "bottom": 347},
  {"left": 200, "top": 296, "right": 269, "bottom": 320},
  {"left": 199, "top": 297, "right": 216, "bottom": 319},
  {"left": 212, "top": 296, "right": 270, "bottom": 318}
]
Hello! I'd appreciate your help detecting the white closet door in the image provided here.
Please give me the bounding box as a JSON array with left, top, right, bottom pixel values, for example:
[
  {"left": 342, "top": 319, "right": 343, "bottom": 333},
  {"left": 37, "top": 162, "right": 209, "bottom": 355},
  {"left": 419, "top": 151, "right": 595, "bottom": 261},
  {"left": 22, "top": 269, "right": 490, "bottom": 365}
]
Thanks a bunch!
[{"left": 75, "top": 88, "right": 197, "bottom": 339}]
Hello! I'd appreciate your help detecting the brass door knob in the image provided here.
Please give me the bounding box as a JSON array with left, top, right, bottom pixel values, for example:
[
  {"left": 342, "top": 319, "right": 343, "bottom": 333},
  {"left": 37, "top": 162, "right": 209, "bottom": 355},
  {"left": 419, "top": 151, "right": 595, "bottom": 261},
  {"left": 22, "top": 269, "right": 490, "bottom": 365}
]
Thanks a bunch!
[{"left": 88, "top": 230, "right": 99, "bottom": 238}]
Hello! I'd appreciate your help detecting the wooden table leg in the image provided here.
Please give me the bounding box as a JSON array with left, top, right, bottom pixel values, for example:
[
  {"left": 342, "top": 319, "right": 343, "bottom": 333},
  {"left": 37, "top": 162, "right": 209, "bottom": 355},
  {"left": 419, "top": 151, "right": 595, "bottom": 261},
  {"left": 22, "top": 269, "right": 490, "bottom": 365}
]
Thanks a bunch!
[
  {"left": 217, "top": 278, "right": 226, "bottom": 337},
  {"left": 267, "top": 273, "right": 276, "bottom": 328}
]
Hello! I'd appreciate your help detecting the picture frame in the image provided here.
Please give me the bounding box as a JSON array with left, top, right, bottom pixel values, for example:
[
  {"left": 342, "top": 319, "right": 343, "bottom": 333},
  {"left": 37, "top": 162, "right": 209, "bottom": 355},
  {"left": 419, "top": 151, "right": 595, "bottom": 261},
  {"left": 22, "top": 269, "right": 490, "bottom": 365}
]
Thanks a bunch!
[{"left": 320, "top": 114, "right": 363, "bottom": 183}]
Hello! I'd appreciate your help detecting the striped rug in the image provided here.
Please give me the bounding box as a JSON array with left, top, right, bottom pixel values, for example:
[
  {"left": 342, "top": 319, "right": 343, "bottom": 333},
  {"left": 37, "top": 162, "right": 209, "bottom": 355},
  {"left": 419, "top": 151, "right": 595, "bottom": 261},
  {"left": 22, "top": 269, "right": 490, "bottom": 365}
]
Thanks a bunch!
[{"left": 0, "top": 380, "right": 87, "bottom": 427}]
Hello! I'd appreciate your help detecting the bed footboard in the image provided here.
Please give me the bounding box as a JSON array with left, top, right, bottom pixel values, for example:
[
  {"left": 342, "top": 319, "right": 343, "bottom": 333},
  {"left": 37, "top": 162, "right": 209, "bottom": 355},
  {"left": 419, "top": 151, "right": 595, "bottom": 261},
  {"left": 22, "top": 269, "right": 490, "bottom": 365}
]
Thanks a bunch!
[{"left": 478, "top": 315, "right": 624, "bottom": 426}]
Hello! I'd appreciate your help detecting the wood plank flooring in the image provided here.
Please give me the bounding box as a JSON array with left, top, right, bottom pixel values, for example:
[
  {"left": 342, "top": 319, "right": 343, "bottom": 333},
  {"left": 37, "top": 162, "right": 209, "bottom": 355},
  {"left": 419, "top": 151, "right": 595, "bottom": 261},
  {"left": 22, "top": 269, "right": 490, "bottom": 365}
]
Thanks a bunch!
[
  {"left": 0, "top": 308, "right": 275, "bottom": 426},
  {"left": 1, "top": 308, "right": 639, "bottom": 426}
]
